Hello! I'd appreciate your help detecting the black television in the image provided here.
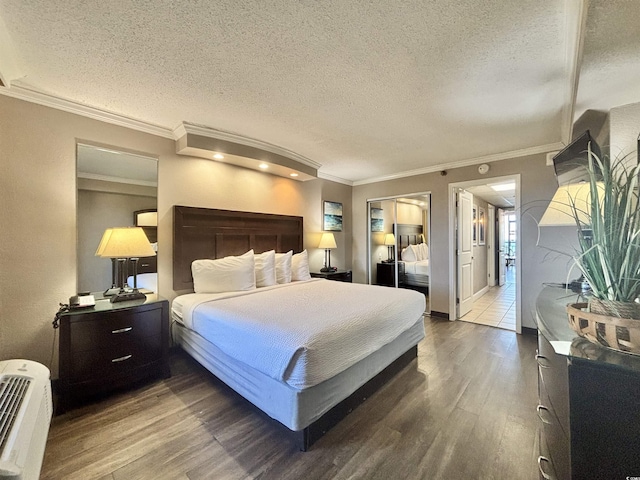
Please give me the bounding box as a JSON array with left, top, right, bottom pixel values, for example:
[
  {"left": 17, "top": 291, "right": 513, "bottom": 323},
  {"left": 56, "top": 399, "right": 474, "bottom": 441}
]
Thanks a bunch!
[{"left": 552, "top": 130, "right": 603, "bottom": 186}]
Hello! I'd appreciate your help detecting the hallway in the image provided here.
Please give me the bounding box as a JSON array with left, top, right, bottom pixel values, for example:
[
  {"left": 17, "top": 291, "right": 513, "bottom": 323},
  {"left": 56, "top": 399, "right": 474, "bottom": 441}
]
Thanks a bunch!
[{"left": 460, "top": 266, "right": 516, "bottom": 331}]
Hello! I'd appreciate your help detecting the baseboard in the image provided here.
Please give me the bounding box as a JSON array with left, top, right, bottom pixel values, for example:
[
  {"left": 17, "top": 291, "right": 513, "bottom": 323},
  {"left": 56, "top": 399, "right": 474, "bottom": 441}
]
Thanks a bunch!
[
  {"left": 429, "top": 310, "right": 449, "bottom": 320},
  {"left": 473, "top": 285, "right": 490, "bottom": 302},
  {"left": 521, "top": 326, "right": 537, "bottom": 336}
]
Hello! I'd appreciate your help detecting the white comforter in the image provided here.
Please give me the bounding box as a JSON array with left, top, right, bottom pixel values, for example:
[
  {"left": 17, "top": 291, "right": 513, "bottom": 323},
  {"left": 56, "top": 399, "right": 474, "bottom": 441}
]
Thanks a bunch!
[
  {"left": 174, "top": 279, "right": 425, "bottom": 389},
  {"left": 402, "top": 260, "right": 429, "bottom": 276}
]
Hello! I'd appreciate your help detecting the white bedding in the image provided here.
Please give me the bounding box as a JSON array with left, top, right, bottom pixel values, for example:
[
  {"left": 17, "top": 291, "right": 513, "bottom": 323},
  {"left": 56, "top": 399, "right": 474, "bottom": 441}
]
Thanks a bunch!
[
  {"left": 172, "top": 279, "right": 425, "bottom": 389},
  {"left": 402, "top": 260, "right": 429, "bottom": 276}
]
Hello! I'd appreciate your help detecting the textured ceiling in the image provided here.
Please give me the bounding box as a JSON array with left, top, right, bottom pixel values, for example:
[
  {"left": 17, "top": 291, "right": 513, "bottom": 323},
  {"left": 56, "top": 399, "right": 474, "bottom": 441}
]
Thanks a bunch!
[{"left": 1, "top": 1, "right": 638, "bottom": 183}]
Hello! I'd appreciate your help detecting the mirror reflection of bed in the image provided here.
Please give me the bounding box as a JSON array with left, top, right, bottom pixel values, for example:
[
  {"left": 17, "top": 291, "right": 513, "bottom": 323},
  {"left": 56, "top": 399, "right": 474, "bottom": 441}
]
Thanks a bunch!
[{"left": 396, "top": 224, "right": 430, "bottom": 305}]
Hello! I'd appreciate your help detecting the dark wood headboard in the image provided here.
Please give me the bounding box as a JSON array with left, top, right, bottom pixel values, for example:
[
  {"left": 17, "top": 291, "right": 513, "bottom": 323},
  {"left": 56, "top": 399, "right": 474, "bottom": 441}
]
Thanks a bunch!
[
  {"left": 173, "top": 205, "right": 303, "bottom": 291},
  {"left": 394, "top": 224, "right": 424, "bottom": 259}
]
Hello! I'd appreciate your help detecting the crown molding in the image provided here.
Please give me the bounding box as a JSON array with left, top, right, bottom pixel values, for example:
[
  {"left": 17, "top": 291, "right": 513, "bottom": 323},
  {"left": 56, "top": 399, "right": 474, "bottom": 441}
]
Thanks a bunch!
[
  {"left": 316, "top": 171, "right": 353, "bottom": 186},
  {"left": 352, "top": 142, "right": 565, "bottom": 186},
  {"left": 0, "top": 84, "right": 175, "bottom": 139},
  {"left": 77, "top": 172, "right": 158, "bottom": 187},
  {"left": 561, "top": 0, "right": 588, "bottom": 144},
  {"left": 174, "top": 122, "right": 322, "bottom": 170}
]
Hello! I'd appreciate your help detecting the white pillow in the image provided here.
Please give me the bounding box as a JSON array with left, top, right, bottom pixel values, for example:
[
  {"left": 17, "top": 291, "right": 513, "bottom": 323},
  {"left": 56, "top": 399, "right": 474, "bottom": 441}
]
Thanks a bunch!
[
  {"left": 275, "top": 250, "right": 293, "bottom": 284},
  {"left": 192, "top": 249, "right": 256, "bottom": 293},
  {"left": 420, "top": 242, "right": 429, "bottom": 260},
  {"left": 402, "top": 244, "right": 417, "bottom": 262},
  {"left": 291, "top": 250, "right": 311, "bottom": 281},
  {"left": 254, "top": 250, "right": 276, "bottom": 287}
]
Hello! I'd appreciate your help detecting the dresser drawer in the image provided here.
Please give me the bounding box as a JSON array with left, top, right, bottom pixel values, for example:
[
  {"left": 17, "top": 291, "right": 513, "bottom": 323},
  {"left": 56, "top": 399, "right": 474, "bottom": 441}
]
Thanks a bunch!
[
  {"left": 538, "top": 370, "right": 570, "bottom": 480},
  {"left": 71, "top": 335, "right": 163, "bottom": 381},
  {"left": 70, "top": 307, "right": 163, "bottom": 352},
  {"left": 538, "top": 429, "right": 558, "bottom": 480},
  {"left": 537, "top": 333, "right": 569, "bottom": 435}
]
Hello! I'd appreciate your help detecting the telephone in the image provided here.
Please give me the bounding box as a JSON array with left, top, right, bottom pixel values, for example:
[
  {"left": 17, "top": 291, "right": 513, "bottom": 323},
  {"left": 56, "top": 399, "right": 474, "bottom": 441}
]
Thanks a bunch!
[{"left": 69, "top": 294, "right": 95, "bottom": 309}]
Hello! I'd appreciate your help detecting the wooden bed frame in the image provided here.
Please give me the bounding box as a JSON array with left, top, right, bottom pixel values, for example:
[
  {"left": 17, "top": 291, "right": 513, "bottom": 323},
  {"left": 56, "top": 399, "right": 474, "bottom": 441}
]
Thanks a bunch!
[{"left": 172, "top": 205, "right": 418, "bottom": 450}]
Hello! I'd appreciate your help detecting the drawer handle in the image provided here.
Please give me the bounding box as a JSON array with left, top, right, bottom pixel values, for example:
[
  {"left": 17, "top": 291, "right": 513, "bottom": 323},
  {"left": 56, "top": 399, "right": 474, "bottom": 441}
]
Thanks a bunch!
[
  {"left": 112, "top": 354, "right": 132, "bottom": 363},
  {"left": 537, "top": 456, "right": 553, "bottom": 479},
  {"left": 535, "top": 354, "right": 551, "bottom": 368},
  {"left": 112, "top": 327, "right": 133, "bottom": 334},
  {"left": 536, "top": 405, "right": 553, "bottom": 425}
]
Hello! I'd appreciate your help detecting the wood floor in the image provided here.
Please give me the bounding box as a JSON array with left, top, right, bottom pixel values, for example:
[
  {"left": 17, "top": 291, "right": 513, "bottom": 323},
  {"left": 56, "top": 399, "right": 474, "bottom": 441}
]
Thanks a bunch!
[{"left": 41, "top": 318, "right": 540, "bottom": 480}]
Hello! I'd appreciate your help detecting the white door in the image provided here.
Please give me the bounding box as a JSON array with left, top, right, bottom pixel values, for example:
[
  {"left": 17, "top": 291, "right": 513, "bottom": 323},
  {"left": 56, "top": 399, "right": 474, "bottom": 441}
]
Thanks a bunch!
[
  {"left": 487, "top": 205, "right": 496, "bottom": 287},
  {"left": 457, "top": 189, "right": 474, "bottom": 318},
  {"left": 498, "top": 208, "right": 506, "bottom": 286}
]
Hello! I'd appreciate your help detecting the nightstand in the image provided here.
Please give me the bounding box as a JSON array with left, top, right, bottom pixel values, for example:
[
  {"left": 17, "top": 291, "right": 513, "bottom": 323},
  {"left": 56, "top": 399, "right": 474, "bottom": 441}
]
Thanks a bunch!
[
  {"left": 377, "top": 262, "right": 404, "bottom": 286},
  {"left": 56, "top": 294, "right": 170, "bottom": 413},
  {"left": 310, "top": 270, "right": 352, "bottom": 283}
]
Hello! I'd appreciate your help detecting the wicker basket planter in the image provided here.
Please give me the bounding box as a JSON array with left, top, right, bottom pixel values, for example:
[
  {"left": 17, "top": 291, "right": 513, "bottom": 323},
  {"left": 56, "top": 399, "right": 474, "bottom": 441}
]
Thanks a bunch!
[{"left": 567, "top": 302, "right": 640, "bottom": 355}]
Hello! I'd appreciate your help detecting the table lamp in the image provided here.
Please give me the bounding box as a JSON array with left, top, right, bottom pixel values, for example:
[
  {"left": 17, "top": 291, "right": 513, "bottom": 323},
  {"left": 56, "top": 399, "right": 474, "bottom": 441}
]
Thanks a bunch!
[
  {"left": 384, "top": 233, "right": 396, "bottom": 263},
  {"left": 96, "top": 227, "right": 156, "bottom": 302},
  {"left": 319, "top": 233, "right": 337, "bottom": 272}
]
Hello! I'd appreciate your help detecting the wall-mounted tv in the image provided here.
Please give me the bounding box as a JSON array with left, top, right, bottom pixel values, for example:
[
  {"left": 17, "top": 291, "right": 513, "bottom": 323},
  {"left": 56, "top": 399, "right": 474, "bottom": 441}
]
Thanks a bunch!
[{"left": 552, "top": 130, "right": 603, "bottom": 186}]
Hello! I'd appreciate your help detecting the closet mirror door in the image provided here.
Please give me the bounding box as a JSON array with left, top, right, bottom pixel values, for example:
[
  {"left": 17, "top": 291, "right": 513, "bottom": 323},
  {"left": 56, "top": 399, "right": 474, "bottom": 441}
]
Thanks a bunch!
[
  {"left": 368, "top": 199, "right": 398, "bottom": 287},
  {"left": 76, "top": 144, "right": 158, "bottom": 294}
]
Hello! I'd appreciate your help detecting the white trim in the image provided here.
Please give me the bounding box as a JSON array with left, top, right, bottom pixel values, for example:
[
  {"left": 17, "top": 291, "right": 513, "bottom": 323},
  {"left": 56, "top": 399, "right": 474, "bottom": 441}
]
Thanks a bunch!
[
  {"left": 0, "top": 84, "right": 175, "bottom": 138},
  {"left": 317, "top": 171, "right": 353, "bottom": 186},
  {"left": 175, "top": 122, "right": 322, "bottom": 170},
  {"left": 473, "top": 285, "right": 490, "bottom": 302},
  {"left": 353, "top": 143, "right": 565, "bottom": 186},
  {"left": 448, "top": 174, "right": 522, "bottom": 333},
  {"left": 77, "top": 172, "right": 158, "bottom": 187},
  {"left": 561, "top": 0, "right": 588, "bottom": 144}
]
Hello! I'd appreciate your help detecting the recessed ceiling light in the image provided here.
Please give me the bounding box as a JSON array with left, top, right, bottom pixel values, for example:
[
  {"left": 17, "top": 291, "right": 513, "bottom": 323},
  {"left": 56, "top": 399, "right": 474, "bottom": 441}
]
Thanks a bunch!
[
  {"left": 259, "top": 163, "right": 269, "bottom": 169},
  {"left": 290, "top": 173, "right": 299, "bottom": 177},
  {"left": 213, "top": 153, "right": 224, "bottom": 160},
  {"left": 491, "top": 182, "right": 515, "bottom": 192}
]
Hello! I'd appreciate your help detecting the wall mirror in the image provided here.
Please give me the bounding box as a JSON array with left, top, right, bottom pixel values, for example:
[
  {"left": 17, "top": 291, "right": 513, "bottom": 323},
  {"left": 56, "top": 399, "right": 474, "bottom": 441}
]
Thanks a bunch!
[
  {"left": 367, "top": 193, "right": 431, "bottom": 314},
  {"left": 76, "top": 143, "right": 158, "bottom": 294}
]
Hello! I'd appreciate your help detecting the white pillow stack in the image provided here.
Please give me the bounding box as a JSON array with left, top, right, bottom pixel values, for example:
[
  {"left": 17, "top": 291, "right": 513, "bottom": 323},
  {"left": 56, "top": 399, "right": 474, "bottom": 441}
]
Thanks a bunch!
[
  {"left": 192, "top": 248, "right": 312, "bottom": 293},
  {"left": 401, "top": 243, "right": 429, "bottom": 262},
  {"left": 275, "top": 251, "right": 293, "bottom": 284},
  {"left": 254, "top": 250, "right": 276, "bottom": 287},
  {"left": 192, "top": 250, "right": 256, "bottom": 294},
  {"left": 291, "top": 250, "right": 312, "bottom": 281}
]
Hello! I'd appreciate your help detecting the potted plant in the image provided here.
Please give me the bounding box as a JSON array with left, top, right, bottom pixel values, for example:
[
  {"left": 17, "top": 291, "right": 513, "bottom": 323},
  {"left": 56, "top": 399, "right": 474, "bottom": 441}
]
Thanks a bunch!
[{"left": 555, "top": 145, "right": 640, "bottom": 353}]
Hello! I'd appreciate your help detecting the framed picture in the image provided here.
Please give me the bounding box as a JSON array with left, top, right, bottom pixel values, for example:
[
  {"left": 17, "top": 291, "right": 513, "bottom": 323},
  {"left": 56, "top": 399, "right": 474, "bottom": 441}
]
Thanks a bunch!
[
  {"left": 323, "top": 201, "right": 343, "bottom": 232},
  {"left": 478, "top": 206, "right": 486, "bottom": 245},
  {"left": 472, "top": 204, "right": 478, "bottom": 246},
  {"left": 370, "top": 207, "right": 384, "bottom": 232}
]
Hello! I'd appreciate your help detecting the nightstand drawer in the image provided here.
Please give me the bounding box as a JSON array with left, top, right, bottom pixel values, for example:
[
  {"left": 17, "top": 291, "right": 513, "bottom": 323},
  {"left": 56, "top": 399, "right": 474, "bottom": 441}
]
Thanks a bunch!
[
  {"left": 70, "top": 307, "right": 163, "bottom": 352},
  {"left": 71, "top": 335, "right": 163, "bottom": 381}
]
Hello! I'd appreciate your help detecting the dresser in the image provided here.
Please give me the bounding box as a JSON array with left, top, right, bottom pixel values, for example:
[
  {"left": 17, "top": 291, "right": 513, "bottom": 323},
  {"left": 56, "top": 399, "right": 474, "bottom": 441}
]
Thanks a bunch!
[
  {"left": 536, "top": 287, "right": 640, "bottom": 479},
  {"left": 56, "top": 294, "right": 170, "bottom": 413}
]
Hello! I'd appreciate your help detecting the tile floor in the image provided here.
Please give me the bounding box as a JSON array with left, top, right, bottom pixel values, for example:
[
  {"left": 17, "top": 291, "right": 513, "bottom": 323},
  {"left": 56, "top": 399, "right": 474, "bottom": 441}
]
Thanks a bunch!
[{"left": 460, "top": 266, "right": 516, "bottom": 331}]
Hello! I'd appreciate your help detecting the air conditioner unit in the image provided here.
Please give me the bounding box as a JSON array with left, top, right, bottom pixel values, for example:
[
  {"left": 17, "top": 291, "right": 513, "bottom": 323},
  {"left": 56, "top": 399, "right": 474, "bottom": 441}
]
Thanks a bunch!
[{"left": 0, "top": 360, "right": 52, "bottom": 480}]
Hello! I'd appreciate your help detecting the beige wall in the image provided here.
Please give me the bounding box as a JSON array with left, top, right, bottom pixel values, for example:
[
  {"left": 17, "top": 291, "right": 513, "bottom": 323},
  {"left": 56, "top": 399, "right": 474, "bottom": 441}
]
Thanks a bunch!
[
  {"left": 610, "top": 101, "right": 640, "bottom": 162},
  {"left": 0, "top": 95, "right": 350, "bottom": 376},
  {"left": 353, "top": 154, "right": 568, "bottom": 327}
]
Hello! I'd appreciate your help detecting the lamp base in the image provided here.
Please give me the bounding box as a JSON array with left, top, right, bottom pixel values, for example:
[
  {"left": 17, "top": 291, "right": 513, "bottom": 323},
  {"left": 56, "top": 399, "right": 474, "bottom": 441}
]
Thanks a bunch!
[
  {"left": 320, "top": 267, "right": 337, "bottom": 272},
  {"left": 111, "top": 290, "right": 147, "bottom": 303}
]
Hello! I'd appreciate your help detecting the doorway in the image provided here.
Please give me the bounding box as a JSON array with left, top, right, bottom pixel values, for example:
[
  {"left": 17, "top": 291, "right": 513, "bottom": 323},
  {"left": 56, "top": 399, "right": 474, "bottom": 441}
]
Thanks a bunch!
[
  {"left": 367, "top": 192, "right": 431, "bottom": 315},
  {"left": 448, "top": 175, "right": 521, "bottom": 333}
]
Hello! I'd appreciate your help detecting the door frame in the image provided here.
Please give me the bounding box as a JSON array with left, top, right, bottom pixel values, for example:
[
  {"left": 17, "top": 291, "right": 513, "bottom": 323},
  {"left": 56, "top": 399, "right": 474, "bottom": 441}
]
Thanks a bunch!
[
  {"left": 487, "top": 204, "right": 496, "bottom": 287},
  {"left": 447, "top": 174, "right": 522, "bottom": 333}
]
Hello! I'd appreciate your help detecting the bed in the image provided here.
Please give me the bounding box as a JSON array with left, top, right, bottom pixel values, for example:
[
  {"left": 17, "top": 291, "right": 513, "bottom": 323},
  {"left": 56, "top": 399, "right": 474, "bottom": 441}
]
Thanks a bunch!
[
  {"left": 172, "top": 206, "right": 426, "bottom": 450},
  {"left": 396, "top": 224, "right": 430, "bottom": 294}
]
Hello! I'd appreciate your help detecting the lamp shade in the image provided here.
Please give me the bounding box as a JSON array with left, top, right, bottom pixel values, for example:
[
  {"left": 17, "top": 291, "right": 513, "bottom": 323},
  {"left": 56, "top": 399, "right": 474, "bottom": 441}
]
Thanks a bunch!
[
  {"left": 384, "top": 233, "right": 396, "bottom": 246},
  {"left": 539, "top": 182, "right": 605, "bottom": 226},
  {"left": 318, "top": 232, "right": 337, "bottom": 249},
  {"left": 95, "top": 227, "right": 156, "bottom": 258}
]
